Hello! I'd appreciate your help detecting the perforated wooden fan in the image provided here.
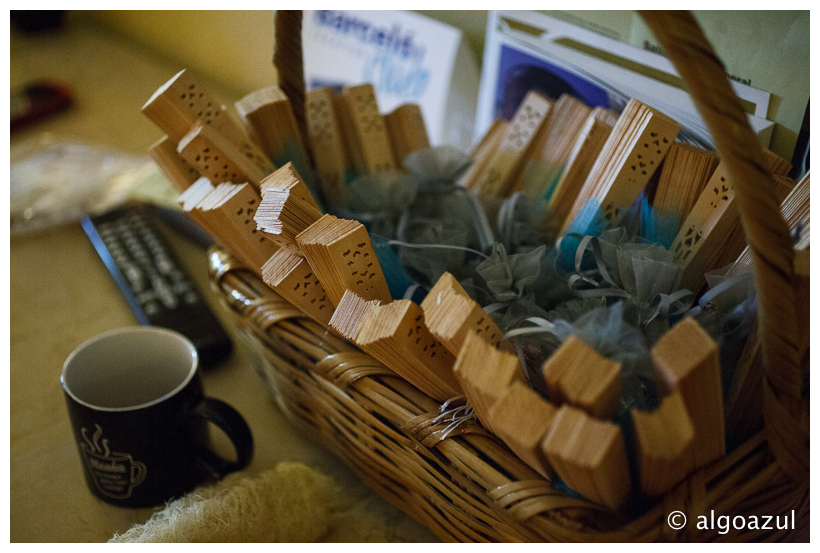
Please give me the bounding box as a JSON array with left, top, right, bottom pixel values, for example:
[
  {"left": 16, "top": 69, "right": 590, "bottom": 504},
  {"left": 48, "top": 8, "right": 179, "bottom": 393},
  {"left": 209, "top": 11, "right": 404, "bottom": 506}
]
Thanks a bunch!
[
  {"left": 467, "top": 91, "right": 552, "bottom": 198},
  {"left": 419, "top": 271, "right": 468, "bottom": 313},
  {"left": 254, "top": 163, "right": 322, "bottom": 256},
  {"left": 424, "top": 288, "right": 513, "bottom": 357},
  {"left": 296, "top": 214, "right": 392, "bottom": 306},
  {"left": 304, "top": 87, "right": 350, "bottom": 207},
  {"left": 142, "top": 69, "right": 273, "bottom": 178},
  {"left": 143, "top": 69, "right": 231, "bottom": 142},
  {"left": 457, "top": 119, "right": 508, "bottom": 189},
  {"left": 260, "top": 249, "right": 335, "bottom": 327},
  {"left": 384, "top": 103, "right": 430, "bottom": 167},
  {"left": 541, "top": 335, "right": 622, "bottom": 420},
  {"left": 652, "top": 142, "right": 719, "bottom": 230},
  {"left": 328, "top": 289, "right": 383, "bottom": 341},
  {"left": 487, "top": 381, "right": 557, "bottom": 479},
  {"left": 191, "top": 182, "right": 278, "bottom": 275},
  {"left": 631, "top": 391, "right": 695, "bottom": 496},
  {"left": 711, "top": 153, "right": 792, "bottom": 270},
  {"left": 149, "top": 135, "right": 200, "bottom": 193},
  {"left": 565, "top": 98, "right": 680, "bottom": 227},
  {"left": 736, "top": 171, "right": 809, "bottom": 266},
  {"left": 354, "top": 299, "right": 461, "bottom": 403},
  {"left": 177, "top": 177, "right": 218, "bottom": 241},
  {"left": 335, "top": 83, "right": 396, "bottom": 174},
  {"left": 178, "top": 176, "right": 215, "bottom": 209},
  {"left": 452, "top": 331, "right": 527, "bottom": 436},
  {"left": 176, "top": 121, "right": 274, "bottom": 189},
  {"left": 235, "top": 85, "right": 312, "bottom": 175},
  {"left": 420, "top": 272, "right": 512, "bottom": 356},
  {"left": 520, "top": 93, "right": 592, "bottom": 201},
  {"left": 541, "top": 404, "right": 632, "bottom": 510},
  {"left": 551, "top": 107, "right": 617, "bottom": 230},
  {"left": 671, "top": 149, "right": 792, "bottom": 292},
  {"left": 652, "top": 316, "right": 724, "bottom": 470}
]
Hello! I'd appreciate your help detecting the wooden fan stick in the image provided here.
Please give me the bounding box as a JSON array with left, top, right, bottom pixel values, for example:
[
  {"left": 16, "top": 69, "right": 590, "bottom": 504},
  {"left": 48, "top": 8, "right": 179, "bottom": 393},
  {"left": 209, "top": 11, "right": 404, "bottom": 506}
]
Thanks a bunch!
[
  {"left": 149, "top": 135, "right": 200, "bottom": 193},
  {"left": 186, "top": 182, "right": 252, "bottom": 266},
  {"left": 487, "top": 381, "right": 557, "bottom": 479},
  {"left": 142, "top": 69, "right": 229, "bottom": 143},
  {"left": 420, "top": 271, "right": 469, "bottom": 313},
  {"left": 631, "top": 391, "right": 694, "bottom": 496},
  {"left": 458, "top": 119, "right": 508, "bottom": 189},
  {"left": 337, "top": 84, "right": 397, "bottom": 174},
  {"left": 190, "top": 183, "right": 257, "bottom": 264},
  {"left": 296, "top": 214, "right": 393, "bottom": 306},
  {"left": 780, "top": 171, "right": 810, "bottom": 249},
  {"left": 711, "top": 151, "right": 792, "bottom": 269},
  {"left": 652, "top": 142, "right": 719, "bottom": 230},
  {"left": 468, "top": 91, "right": 552, "bottom": 198},
  {"left": 652, "top": 316, "right": 724, "bottom": 470},
  {"left": 725, "top": 248, "right": 809, "bottom": 447},
  {"left": 355, "top": 299, "right": 462, "bottom": 402},
  {"left": 384, "top": 103, "right": 431, "bottom": 167},
  {"left": 177, "top": 177, "right": 218, "bottom": 239},
  {"left": 328, "top": 289, "right": 383, "bottom": 341},
  {"left": 261, "top": 249, "right": 335, "bottom": 327},
  {"left": 273, "top": 10, "right": 309, "bottom": 155},
  {"left": 737, "top": 171, "right": 810, "bottom": 265},
  {"left": 541, "top": 405, "right": 632, "bottom": 510},
  {"left": 177, "top": 122, "right": 273, "bottom": 189},
  {"left": 452, "top": 331, "right": 527, "bottom": 436},
  {"left": 672, "top": 149, "right": 792, "bottom": 292},
  {"left": 254, "top": 162, "right": 322, "bottom": 256},
  {"left": 305, "top": 87, "right": 351, "bottom": 207},
  {"left": 574, "top": 98, "right": 680, "bottom": 226},
  {"left": 142, "top": 69, "right": 273, "bottom": 175},
  {"left": 235, "top": 85, "right": 315, "bottom": 186},
  {"left": 521, "top": 93, "right": 592, "bottom": 201},
  {"left": 178, "top": 176, "right": 215, "bottom": 208},
  {"left": 552, "top": 107, "right": 617, "bottom": 231},
  {"left": 424, "top": 289, "right": 513, "bottom": 357},
  {"left": 193, "top": 183, "right": 279, "bottom": 276},
  {"left": 671, "top": 162, "right": 736, "bottom": 292},
  {"left": 421, "top": 272, "right": 513, "bottom": 354},
  {"left": 541, "top": 336, "right": 622, "bottom": 420},
  {"left": 330, "top": 92, "right": 362, "bottom": 173}
]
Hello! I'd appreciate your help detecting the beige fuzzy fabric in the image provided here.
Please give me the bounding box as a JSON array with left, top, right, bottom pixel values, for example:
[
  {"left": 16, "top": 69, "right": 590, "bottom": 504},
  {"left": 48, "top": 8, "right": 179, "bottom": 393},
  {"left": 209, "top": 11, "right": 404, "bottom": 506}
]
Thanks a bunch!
[{"left": 109, "top": 462, "right": 434, "bottom": 543}]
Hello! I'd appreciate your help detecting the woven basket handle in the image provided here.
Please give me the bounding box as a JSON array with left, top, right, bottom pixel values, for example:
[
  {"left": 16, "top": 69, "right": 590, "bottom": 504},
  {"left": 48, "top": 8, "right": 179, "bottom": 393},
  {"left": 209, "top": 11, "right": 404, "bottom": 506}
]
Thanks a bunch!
[
  {"left": 273, "top": 11, "right": 309, "bottom": 152},
  {"left": 638, "top": 11, "right": 808, "bottom": 483}
]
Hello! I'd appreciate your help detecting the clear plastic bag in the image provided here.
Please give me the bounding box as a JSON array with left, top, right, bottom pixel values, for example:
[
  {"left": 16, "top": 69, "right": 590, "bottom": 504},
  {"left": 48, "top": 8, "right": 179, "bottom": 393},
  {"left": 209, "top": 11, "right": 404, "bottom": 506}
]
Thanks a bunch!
[{"left": 10, "top": 133, "right": 163, "bottom": 235}]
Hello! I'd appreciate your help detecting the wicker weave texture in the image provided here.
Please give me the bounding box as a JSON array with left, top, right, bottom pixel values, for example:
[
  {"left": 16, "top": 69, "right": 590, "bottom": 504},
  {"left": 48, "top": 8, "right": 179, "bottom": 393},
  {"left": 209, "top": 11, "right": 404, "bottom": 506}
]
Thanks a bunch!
[
  {"left": 210, "top": 251, "right": 809, "bottom": 542},
  {"left": 210, "top": 9, "right": 812, "bottom": 542}
]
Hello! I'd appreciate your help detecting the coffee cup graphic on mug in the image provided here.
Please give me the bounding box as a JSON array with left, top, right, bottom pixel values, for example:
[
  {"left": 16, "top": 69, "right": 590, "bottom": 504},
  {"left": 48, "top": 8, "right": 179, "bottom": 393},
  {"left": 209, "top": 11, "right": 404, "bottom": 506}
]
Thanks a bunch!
[
  {"left": 80, "top": 423, "right": 147, "bottom": 500},
  {"left": 62, "top": 326, "right": 253, "bottom": 507}
]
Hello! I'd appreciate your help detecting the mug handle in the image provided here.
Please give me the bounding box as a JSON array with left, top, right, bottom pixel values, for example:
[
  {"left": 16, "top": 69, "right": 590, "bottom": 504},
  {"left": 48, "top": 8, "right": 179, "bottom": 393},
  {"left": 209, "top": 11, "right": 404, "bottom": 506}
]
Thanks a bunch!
[{"left": 190, "top": 397, "right": 254, "bottom": 477}]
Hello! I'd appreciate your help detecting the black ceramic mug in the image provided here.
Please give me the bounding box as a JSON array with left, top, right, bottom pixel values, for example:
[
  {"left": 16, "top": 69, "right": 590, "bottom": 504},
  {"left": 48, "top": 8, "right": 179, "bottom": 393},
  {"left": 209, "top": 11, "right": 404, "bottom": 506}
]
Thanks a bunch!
[{"left": 61, "top": 326, "right": 254, "bottom": 507}]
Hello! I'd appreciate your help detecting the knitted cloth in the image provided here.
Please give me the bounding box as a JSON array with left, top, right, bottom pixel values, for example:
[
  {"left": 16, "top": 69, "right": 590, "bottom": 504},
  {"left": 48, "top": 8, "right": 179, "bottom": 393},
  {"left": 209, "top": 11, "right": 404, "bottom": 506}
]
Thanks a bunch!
[{"left": 110, "top": 462, "right": 433, "bottom": 542}]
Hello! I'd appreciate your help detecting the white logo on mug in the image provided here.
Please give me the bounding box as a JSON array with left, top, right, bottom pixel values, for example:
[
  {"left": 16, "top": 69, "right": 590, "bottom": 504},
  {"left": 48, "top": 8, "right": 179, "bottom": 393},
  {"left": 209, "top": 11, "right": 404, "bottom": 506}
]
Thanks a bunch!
[{"left": 80, "top": 424, "right": 146, "bottom": 499}]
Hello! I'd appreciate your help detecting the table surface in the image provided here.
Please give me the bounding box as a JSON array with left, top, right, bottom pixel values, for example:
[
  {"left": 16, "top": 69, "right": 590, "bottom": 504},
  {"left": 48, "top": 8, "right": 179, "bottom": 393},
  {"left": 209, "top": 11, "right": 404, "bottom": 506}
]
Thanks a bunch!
[{"left": 9, "top": 15, "right": 437, "bottom": 543}]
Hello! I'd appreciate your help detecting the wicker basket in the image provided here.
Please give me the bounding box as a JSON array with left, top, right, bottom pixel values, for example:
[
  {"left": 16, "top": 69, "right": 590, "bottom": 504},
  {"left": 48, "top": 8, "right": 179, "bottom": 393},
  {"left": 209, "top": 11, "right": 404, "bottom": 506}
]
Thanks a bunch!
[{"left": 207, "top": 11, "right": 809, "bottom": 542}]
